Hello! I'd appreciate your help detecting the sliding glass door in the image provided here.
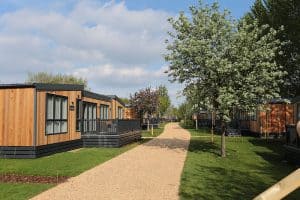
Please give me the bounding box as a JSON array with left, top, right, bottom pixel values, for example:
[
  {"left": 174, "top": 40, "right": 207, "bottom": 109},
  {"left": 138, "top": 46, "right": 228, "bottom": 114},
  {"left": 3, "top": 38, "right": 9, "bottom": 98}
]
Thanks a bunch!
[{"left": 83, "top": 102, "right": 97, "bottom": 132}]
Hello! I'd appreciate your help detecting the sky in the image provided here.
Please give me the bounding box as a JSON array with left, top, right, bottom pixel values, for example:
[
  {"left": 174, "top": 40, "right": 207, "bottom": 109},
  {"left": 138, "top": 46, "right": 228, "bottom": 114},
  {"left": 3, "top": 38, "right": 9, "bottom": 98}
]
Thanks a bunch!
[{"left": 0, "top": 0, "right": 255, "bottom": 106}]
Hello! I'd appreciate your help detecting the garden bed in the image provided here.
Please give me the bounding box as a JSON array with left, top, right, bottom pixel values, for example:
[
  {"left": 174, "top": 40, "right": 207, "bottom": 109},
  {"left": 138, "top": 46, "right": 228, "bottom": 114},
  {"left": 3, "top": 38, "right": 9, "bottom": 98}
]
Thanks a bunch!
[{"left": 0, "top": 174, "right": 68, "bottom": 184}]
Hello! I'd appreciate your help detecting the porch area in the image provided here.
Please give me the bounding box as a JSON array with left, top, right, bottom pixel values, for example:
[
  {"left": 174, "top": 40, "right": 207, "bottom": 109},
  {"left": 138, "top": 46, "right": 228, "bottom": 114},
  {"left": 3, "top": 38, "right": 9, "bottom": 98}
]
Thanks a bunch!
[{"left": 81, "top": 119, "right": 141, "bottom": 147}]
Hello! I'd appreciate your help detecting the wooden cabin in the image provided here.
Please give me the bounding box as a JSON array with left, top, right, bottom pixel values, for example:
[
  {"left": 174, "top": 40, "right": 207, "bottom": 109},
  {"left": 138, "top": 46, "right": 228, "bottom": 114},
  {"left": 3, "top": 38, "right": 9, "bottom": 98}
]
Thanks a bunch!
[
  {"left": 210, "top": 99, "right": 294, "bottom": 136},
  {"left": 81, "top": 90, "right": 112, "bottom": 133},
  {"left": 0, "top": 84, "right": 141, "bottom": 158},
  {"left": 0, "top": 83, "right": 84, "bottom": 158},
  {"left": 254, "top": 103, "right": 294, "bottom": 136},
  {"left": 81, "top": 95, "right": 140, "bottom": 148},
  {"left": 236, "top": 100, "right": 294, "bottom": 136},
  {"left": 108, "top": 95, "right": 125, "bottom": 119},
  {"left": 124, "top": 106, "right": 138, "bottom": 119},
  {"left": 194, "top": 99, "right": 297, "bottom": 137}
]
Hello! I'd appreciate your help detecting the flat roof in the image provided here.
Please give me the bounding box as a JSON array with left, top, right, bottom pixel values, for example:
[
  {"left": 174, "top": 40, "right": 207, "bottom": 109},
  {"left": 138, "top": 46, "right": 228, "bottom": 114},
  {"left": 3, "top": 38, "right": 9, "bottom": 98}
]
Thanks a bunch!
[
  {"left": 82, "top": 90, "right": 111, "bottom": 101},
  {"left": 267, "top": 98, "right": 291, "bottom": 104},
  {"left": 108, "top": 95, "right": 126, "bottom": 107},
  {"left": 0, "top": 83, "right": 84, "bottom": 91}
]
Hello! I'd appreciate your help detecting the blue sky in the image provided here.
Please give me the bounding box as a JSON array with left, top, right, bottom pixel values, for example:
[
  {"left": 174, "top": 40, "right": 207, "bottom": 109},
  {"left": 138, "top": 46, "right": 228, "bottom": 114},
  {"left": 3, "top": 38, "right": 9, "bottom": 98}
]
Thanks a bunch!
[{"left": 0, "top": 0, "right": 255, "bottom": 105}]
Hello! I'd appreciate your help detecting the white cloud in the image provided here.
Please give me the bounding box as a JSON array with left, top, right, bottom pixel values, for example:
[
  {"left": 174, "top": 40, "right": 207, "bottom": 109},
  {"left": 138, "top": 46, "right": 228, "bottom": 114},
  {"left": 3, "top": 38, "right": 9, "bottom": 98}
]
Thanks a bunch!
[
  {"left": 0, "top": 0, "right": 183, "bottom": 105},
  {"left": 73, "top": 64, "right": 165, "bottom": 87}
]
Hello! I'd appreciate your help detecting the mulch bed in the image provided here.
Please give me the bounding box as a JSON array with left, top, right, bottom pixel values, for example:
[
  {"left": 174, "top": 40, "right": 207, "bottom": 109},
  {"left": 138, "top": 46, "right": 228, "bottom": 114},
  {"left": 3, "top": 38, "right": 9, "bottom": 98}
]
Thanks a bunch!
[{"left": 0, "top": 174, "right": 69, "bottom": 184}]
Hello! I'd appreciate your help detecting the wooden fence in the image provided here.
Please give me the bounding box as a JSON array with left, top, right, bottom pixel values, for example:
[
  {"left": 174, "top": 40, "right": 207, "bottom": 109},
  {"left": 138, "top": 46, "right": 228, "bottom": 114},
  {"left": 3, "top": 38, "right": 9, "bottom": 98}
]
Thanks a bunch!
[{"left": 254, "top": 169, "right": 300, "bottom": 200}]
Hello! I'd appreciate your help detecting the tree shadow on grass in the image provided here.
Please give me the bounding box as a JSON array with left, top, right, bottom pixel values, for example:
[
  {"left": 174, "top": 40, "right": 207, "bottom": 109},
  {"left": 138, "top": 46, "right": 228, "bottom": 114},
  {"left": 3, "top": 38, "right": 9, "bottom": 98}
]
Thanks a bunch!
[
  {"left": 180, "top": 165, "right": 268, "bottom": 200},
  {"left": 248, "top": 138, "right": 298, "bottom": 173},
  {"left": 247, "top": 138, "right": 300, "bottom": 200},
  {"left": 142, "top": 138, "right": 190, "bottom": 151},
  {"left": 249, "top": 138, "right": 285, "bottom": 155},
  {"left": 182, "top": 139, "right": 281, "bottom": 199},
  {"left": 180, "top": 137, "right": 300, "bottom": 200},
  {"left": 187, "top": 138, "right": 220, "bottom": 156}
]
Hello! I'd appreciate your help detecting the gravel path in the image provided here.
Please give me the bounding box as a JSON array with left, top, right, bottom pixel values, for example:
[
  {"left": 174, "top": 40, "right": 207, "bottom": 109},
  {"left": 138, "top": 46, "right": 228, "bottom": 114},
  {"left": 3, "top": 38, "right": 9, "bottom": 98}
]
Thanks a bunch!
[{"left": 31, "top": 123, "right": 190, "bottom": 200}]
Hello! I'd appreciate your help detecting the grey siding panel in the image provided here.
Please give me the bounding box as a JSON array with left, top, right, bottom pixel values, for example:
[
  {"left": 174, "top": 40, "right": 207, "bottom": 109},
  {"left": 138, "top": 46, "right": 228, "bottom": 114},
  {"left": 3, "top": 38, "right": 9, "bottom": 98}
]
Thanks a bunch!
[
  {"left": 0, "top": 139, "right": 82, "bottom": 159},
  {"left": 82, "top": 131, "right": 141, "bottom": 147},
  {"left": 0, "top": 131, "right": 141, "bottom": 158}
]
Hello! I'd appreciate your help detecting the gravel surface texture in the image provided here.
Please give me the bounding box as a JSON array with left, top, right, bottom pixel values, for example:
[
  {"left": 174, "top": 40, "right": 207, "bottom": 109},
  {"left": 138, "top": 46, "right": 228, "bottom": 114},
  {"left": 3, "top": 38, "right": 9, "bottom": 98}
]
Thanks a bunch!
[{"left": 31, "top": 123, "right": 191, "bottom": 200}]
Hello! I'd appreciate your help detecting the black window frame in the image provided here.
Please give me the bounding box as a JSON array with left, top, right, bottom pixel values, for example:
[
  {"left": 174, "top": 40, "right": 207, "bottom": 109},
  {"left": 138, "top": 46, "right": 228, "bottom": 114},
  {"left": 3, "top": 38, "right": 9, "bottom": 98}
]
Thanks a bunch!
[
  {"left": 100, "top": 104, "right": 109, "bottom": 120},
  {"left": 83, "top": 102, "right": 97, "bottom": 133},
  {"left": 76, "top": 99, "right": 82, "bottom": 132},
  {"left": 117, "top": 106, "right": 123, "bottom": 119},
  {"left": 45, "top": 93, "right": 68, "bottom": 135}
]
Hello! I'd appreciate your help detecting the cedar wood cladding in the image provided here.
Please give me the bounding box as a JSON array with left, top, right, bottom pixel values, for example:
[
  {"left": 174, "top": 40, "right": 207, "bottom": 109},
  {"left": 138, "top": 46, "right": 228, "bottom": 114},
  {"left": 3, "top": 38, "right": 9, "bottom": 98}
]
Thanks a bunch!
[
  {"left": 82, "top": 90, "right": 112, "bottom": 119},
  {"left": 0, "top": 83, "right": 139, "bottom": 158},
  {"left": 248, "top": 104, "right": 294, "bottom": 134},
  {"left": 0, "top": 83, "right": 84, "bottom": 147},
  {"left": 108, "top": 95, "right": 125, "bottom": 119},
  {"left": 36, "top": 84, "right": 84, "bottom": 146},
  {"left": 0, "top": 88, "right": 35, "bottom": 146},
  {"left": 0, "top": 83, "right": 127, "bottom": 147},
  {"left": 36, "top": 90, "right": 82, "bottom": 146}
]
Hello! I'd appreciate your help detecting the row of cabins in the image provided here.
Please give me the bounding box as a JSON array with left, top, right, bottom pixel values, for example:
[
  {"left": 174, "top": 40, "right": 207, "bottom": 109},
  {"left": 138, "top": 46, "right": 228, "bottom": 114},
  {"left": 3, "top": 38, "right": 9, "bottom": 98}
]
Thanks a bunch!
[
  {"left": 0, "top": 83, "right": 140, "bottom": 158},
  {"left": 194, "top": 98, "right": 300, "bottom": 163},
  {"left": 194, "top": 98, "right": 300, "bottom": 137}
]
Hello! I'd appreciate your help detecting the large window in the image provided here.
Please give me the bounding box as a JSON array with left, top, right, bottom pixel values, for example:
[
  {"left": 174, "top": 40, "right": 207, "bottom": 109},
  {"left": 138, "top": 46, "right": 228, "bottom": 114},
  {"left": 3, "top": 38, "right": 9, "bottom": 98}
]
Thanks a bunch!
[
  {"left": 76, "top": 99, "right": 82, "bottom": 132},
  {"left": 46, "top": 94, "right": 68, "bottom": 134},
  {"left": 100, "top": 104, "right": 109, "bottom": 120},
  {"left": 118, "top": 107, "right": 123, "bottom": 119},
  {"left": 83, "top": 102, "right": 97, "bottom": 132}
]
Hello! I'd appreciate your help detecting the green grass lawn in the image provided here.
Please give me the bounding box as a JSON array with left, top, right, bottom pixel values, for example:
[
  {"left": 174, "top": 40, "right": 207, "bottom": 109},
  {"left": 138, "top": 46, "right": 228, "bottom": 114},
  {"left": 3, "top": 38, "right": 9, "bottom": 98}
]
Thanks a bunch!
[
  {"left": 0, "top": 183, "right": 53, "bottom": 200},
  {"left": 0, "top": 141, "right": 144, "bottom": 177},
  {"left": 180, "top": 128, "right": 300, "bottom": 200},
  {"left": 141, "top": 122, "right": 166, "bottom": 137},
  {"left": 0, "top": 140, "right": 145, "bottom": 200}
]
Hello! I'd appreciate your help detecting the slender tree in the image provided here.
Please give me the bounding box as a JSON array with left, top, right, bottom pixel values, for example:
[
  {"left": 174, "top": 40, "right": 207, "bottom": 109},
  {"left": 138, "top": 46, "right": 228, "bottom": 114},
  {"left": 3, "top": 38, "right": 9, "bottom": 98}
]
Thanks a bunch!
[
  {"left": 177, "top": 102, "right": 193, "bottom": 122},
  {"left": 157, "top": 85, "right": 171, "bottom": 117},
  {"left": 165, "top": 1, "right": 284, "bottom": 157}
]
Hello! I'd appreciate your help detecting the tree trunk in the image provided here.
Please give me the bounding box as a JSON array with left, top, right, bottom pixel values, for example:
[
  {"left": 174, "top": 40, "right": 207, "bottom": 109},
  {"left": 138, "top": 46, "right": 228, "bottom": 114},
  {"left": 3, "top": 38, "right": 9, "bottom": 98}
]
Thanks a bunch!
[
  {"left": 221, "top": 120, "right": 226, "bottom": 157},
  {"left": 211, "top": 111, "right": 215, "bottom": 143}
]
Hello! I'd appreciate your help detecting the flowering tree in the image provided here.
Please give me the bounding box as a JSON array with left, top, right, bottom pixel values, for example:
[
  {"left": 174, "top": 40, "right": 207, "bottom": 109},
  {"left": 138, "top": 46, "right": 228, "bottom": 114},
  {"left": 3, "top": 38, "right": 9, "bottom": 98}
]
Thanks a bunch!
[{"left": 165, "top": 1, "right": 285, "bottom": 157}]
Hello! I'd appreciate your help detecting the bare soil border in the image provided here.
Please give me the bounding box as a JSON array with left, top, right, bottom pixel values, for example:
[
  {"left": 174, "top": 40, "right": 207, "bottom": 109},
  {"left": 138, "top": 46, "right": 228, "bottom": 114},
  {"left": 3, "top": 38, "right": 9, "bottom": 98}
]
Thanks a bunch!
[{"left": 0, "top": 174, "right": 69, "bottom": 184}]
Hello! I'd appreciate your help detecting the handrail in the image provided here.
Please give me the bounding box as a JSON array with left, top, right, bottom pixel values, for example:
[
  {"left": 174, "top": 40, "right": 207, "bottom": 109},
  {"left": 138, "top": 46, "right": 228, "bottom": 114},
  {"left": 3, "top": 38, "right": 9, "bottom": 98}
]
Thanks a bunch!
[
  {"left": 254, "top": 168, "right": 300, "bottom": 200},
  {"left": 82, "top": 119, "right": 141, "bottom": 135}
]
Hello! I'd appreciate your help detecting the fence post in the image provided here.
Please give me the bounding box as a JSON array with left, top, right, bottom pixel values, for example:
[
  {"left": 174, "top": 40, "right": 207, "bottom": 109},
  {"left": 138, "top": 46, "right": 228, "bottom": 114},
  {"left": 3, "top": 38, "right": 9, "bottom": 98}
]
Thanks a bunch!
[
  {"left": 254, "top": 169, "right": 300, "bottom": 200},
  {"left": 151, "top": 124, "right": 154, "bottom": 136}
]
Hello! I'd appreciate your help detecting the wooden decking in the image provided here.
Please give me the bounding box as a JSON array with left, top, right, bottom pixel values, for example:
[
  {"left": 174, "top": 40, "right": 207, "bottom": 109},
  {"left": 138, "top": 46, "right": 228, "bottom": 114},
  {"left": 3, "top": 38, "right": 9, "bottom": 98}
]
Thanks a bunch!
[
  {"left": 81, "top": 119, "right": 141, "bottom": 147},
  {"left": 82, "top": 131, "right": 141, "bottom": 147}
]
